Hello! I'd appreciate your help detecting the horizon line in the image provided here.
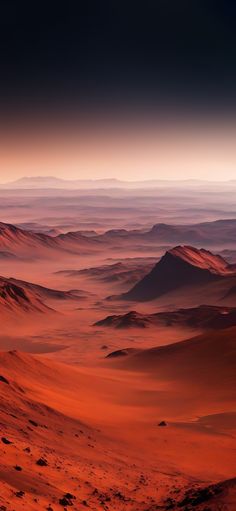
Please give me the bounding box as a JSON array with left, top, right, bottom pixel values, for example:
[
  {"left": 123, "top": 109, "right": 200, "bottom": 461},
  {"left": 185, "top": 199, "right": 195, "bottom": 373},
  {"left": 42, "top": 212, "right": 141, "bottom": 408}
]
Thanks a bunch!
[{"left": 2, "top": 175, "right": 236, "bottom": 186}]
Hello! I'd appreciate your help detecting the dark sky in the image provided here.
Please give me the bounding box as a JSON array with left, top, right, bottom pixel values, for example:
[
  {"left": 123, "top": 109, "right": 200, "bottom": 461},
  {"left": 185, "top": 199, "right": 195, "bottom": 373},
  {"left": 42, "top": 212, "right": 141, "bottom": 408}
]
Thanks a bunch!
[{"left": 0, "top": 1, "right": 236, "bottom": 114}]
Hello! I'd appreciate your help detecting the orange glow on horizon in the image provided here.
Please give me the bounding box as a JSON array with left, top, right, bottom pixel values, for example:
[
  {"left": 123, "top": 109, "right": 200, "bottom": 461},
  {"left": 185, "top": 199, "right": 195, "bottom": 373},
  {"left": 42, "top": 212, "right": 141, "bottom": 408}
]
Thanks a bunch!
[{"left": 0, "top": 117, "right": 236, "bottom": 182}]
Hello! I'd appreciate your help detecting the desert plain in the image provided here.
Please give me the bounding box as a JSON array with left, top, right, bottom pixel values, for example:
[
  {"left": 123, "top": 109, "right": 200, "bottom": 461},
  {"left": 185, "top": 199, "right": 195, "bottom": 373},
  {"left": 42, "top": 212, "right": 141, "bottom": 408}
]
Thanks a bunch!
[{"left": 0, "top": 180, "right": 236, "bottom": 510}]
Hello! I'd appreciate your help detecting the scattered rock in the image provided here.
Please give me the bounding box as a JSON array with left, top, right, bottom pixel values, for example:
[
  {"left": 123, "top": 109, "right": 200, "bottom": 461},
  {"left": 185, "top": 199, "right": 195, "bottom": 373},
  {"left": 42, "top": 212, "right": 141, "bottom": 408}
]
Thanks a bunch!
[
  {"left": 178, "top": 485, "right": 222, "bottom": 507},
  {"left": 36, "top": 457, "right": 48, "bottom": 466},
  {"left": 0, "top": 375, "right": 9, "bottom": 384},
  {"left": 59, "top": 497, "right": 73, "bottom": 507},
  {"left": 164, "top": 496, "right": 175, "bottom": 509},
  {"left": 58, "top": 493, "right": 76, "bottom": 507},
  {"left": 24, "top": 446, "right": 31, "bottom": 453},
  {"left": 114, "top": 490, "right": 126, "bottom": 501},
  {"left": 64, "top": 493, "right": 76, "bottom": 500},
  {"left": 15, "top": 490, "right": 25, "bottom": 498},
  {"left": 29, "top": 419, "right": 38, "bottom": 427},
  {"left": 139, "top": 474, "right": 147, "bottom": 485},
  {"left": 158, "top": 420, "right": 168, "bottom": 427},
  {"left": 106, "top": 348, "right": 134, "bottom": 359},
  {"left": 14, "top": 465, "right": 22, "bottom": 471},
  {"left": 1, "top": 437, "right": 12, "bottom": 445}
]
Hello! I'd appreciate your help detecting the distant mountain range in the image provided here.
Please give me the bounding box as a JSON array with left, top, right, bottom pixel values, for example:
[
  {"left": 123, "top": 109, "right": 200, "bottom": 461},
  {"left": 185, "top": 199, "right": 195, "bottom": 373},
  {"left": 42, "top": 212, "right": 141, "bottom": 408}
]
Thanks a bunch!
[
  {"left": 2, "top": 176, "right": 236, "bottom": 190},
  {"left": 0, "top": 176, "right": 123, "bottom": 189},
  {"left": 100, "top": 219, "right": 236, "bottom": 247},
  {"left": 0, "top": 221, "right": 103, "bottom": 259},
  {"left": 95, "top": 305, "right": 236, "bottom": 330},
  {"left": 2, "top": 219, "right": 236, "bottom": 260}
]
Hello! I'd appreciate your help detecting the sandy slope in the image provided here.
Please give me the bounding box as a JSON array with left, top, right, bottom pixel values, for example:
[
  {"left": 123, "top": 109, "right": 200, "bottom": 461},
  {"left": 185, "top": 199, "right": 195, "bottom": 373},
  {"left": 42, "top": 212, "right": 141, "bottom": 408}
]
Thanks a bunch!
[
  {"left": 0, "top": 342, "right": 236, "bottom": 510},
  {"left": 0, "top": 350, "right": 190, "bottom": 510},
  {"left": 0, "top": 278, "right": 53, "bottom": 317},
  {"left": 0, "top": 215, "right": 236, "bottom": 511}
]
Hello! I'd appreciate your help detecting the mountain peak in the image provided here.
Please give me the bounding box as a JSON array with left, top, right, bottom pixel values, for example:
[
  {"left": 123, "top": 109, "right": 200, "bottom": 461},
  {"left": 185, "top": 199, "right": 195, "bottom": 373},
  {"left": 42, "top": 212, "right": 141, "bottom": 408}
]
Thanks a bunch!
[
  {"left": 123, "top": 246, "right": 233, "bottom": 302},
  {"left": 167, "top": 245, "right": 230, "bottom": 274}
]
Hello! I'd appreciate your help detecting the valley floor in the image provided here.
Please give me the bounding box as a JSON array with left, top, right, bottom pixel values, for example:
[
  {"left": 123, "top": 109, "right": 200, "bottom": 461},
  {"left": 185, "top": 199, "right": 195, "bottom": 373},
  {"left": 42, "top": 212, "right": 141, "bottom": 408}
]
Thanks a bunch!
[{"left": 1, "top": 211, "right": 236, "bottom": 510}]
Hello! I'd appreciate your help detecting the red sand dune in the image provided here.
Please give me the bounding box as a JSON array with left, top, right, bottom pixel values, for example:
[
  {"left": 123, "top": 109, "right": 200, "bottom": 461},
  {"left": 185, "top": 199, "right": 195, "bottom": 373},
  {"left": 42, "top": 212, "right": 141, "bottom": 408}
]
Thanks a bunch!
[
  {"left": 0, "top": 349, "right": 236, "bottom": 510},
  {"left": 107, "top": 326, "right": 236, "bottom": 397}
]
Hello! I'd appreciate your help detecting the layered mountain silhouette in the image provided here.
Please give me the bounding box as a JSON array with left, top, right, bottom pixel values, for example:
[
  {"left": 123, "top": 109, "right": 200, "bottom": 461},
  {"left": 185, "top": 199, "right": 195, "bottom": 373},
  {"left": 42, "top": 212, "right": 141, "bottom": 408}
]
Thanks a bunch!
[
  {"left": 95, "top": 310, "right": 151, "bottom": 329},
  {"left": 1, "top": 176, "right": 125, "bottom": 189},
  {"left": 1, "top": 176, "right": 221, "bottom": 189},
  {"left": 122, "top": 246, "right": 236, "bottom": 301},
  {"left": 0, "top": 222, "right": 102, "bottom": 258},
  {"left": 0, "top": 222, "right": 57, "bottom": 252},
  {"left": 146, "top": 219, "right": 236, "bottom": 245},
  {"left": 3, "top": 219, "right": 236, "bottom": 260},
  {"left": 95, "top": 305, "right": 236, "bottom": 330},
  {"left": 58, "top": 259, "right": 156, "bottom": 289},
  {"left": 98, "top": 219, "right": 236, "bottom": 247}
]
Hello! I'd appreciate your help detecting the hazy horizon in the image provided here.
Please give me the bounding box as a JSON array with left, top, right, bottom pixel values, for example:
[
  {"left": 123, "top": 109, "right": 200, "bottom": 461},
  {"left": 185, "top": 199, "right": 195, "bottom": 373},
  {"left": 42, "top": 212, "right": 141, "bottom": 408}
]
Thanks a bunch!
[
  {"left": 1, "top": 116, "right": 236, "bottom": 183},
  {"left": 0, "top": 174, "right": 236, "bottom": 186},
  {"left": 2, "top": 174, "right": 236, "bottom": 185}
]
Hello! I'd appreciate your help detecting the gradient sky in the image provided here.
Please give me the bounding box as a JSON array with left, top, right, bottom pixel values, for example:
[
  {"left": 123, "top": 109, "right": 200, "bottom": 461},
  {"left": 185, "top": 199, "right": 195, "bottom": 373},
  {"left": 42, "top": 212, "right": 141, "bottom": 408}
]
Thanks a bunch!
[
  {"left": 0, "top": 2, "right": 235, "bottom": 182},
  {"left": 1, "top": 115, "right": 236, "bottom": 182}
]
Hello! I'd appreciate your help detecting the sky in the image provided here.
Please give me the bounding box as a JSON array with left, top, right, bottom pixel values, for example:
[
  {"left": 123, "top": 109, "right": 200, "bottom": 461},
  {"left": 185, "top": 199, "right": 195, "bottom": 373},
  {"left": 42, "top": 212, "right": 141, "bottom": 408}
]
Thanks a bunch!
[
  {"left": 0, "top": 2, "right": 236, "bottom": 182},
  {"left": 1, "top": 116, "right": 236, "bottom": 182}
]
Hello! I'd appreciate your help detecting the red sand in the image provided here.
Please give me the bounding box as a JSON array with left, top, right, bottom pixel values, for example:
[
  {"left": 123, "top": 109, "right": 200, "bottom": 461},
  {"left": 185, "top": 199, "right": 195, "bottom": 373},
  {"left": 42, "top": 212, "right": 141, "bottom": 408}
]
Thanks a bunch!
[{"left": 0, "top": 218, "right": 236, "bottom": 510}]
